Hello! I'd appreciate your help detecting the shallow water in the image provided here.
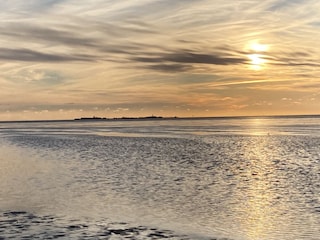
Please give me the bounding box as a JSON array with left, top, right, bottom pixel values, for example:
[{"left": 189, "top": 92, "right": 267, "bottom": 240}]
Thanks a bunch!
[{"left": 0, "top": 116, "right": 320, "bottom": 239}]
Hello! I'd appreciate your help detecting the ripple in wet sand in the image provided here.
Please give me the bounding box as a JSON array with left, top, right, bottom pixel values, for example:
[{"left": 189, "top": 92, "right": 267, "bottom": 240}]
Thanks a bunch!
[{"left": 0, "top": 211, "right": 222, "bottom": 240}]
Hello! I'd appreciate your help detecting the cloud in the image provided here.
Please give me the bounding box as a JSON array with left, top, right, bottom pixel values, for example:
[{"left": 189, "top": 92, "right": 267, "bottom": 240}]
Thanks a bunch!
[
  {"left": 147, "top": 64, "right": 192, "bottom": 72},
  {"left": 266, "top": 0, "right": 310, "bottom": 11},
  {"left": 162, "top": 52, "right": 246, "bottom": 65},
  {"left": 269, "top": 50, "right": 320, "bottom": 67},
  {"left": 1, "top": 0, "right": 320, "bottom": 119},
  {"left": 0, "top": 0, "right": 318, "bottom": 70},
  {"left": 5, "top": 69, "right": 65, "bottom": 85},
  {"left": 0, "top": 48, "right": 93, "bottom": 62},
  {"left": 132, "top": 49, "right": 247, "bottom": 72},
  {"left": 0, "top": 23, "right": 99, "bottom": 48},
  {"left": 0, "top": 0, "right": 66, "bottom": 11}
]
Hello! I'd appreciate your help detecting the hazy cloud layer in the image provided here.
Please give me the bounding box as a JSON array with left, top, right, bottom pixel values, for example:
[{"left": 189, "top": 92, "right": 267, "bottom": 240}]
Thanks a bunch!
[
  {"left": 0, "top": 0, "right": 320, "bottom": 120},
  {"left": 0, "top": 48, "right": 94, "bottom": 62}
]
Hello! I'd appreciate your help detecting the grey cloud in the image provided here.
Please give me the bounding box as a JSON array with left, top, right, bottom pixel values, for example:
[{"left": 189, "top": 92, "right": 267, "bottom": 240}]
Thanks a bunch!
[
  {"left": 0, "top": 48, "right": 93, "bottom": 62},
  {"left": 0, "top": 17, "right": 158, "bottom": 50},
  {"left": 282, "top": 62, "right": 320, "bottom": 67},
  {"left": 0, "top": 20, "right": 160, "bottom": 63},
  {"left": 1, "top": 24, "right": 100, "bottom": 48},
  {"left": 267, "top": 0, "right": 307, "bottom": 11},
  {"left": 262, "top": 49, "right": 320, "bottom": 68},
  {"left": 147, "top": 64, "right": 192, "bottom": 72},
  {"left": 0, "top": 5, "right": 247, "bottom": 68},
  {"left": 108, "top": 0, "right": 200, "bottom": 22},
  {"left": 132, "top": 51, "right": 246, "bottom": 72},
  {"left": 0, "top": 0, "right": 66, "bottom": 13},
  {"left": 37, "top": 0, "right": 66, "bottom": 9},
  {"left": 289, "top": 51, "right": 312, "bottom": 58},
  {"left": 272, "top": 58, "right": 320, "bottom": 67},
  {"left": 164, "top": 52, "right": 245, "bottom": 65},
  {"left": 133, "top": 57, "right": 164, "bottom": 63}
]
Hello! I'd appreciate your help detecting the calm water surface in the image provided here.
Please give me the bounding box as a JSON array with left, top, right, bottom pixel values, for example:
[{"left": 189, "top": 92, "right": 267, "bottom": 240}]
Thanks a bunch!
[{"left": 0, "top": 116, "right": 319, "bottom": 239}]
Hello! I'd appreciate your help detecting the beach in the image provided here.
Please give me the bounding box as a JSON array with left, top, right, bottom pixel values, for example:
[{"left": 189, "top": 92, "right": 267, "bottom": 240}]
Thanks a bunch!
[{"left": 0, "top": 116, "right": 319, "bottom": 239}]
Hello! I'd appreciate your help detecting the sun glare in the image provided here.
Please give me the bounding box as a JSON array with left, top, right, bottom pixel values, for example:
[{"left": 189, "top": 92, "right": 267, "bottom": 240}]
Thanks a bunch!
[
  {"left": 246, "top": 41, "right": 269, "bottom": 70},
  {"left": 247, "top": 54, "right": 267, "bottom": 70},
  {"left": 248, "top": 54, "right": 266, "bottom": 65},
  {"left": 250, "top": 42, "right": 269, "bottom": 52}
]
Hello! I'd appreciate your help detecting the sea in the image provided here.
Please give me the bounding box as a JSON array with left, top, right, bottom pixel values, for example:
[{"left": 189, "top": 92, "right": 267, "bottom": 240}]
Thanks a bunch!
[{"left": 0, "top": 115, "right": 319, "bottom": 240}]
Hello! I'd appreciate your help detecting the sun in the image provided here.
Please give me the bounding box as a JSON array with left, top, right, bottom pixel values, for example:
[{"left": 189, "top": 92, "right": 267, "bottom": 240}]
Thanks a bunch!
[
  {"left": 250, "top": 42, "right": 269, "bottom": 52},
  {"left": 247, "top": 40, "right": 269, "bottom": 53},
  {"left": 248, "top": 54, "right": 266, "bottom": 70},
  {"left": 246, "top": 41, "right": 269, "bottom": 70},
  {"left": 248, "top": 54, "right": 266, "bottom": 65}
]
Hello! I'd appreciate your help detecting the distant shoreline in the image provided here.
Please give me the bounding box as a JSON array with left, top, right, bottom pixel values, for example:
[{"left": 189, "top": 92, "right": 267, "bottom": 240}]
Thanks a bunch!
[
  {"left": 0, "top": 114, "right": 320, "bottom": 124},
  {"left": 74, "top": 115, "right": 169, "bottom": 121},
  {"left": 73, "top": 113, "right": 320, "bottom": 121}
]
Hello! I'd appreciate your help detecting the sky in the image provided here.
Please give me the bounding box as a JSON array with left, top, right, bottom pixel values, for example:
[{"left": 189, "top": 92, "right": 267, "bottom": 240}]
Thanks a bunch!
[{"left": 0, "top": 0, "right": 320, "bottom": 120}]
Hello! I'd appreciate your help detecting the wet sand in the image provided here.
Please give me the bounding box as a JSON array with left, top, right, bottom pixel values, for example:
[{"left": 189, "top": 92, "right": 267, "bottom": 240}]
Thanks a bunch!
[{"left": 0, "top": 211, "right": 220, "bottom": 240}]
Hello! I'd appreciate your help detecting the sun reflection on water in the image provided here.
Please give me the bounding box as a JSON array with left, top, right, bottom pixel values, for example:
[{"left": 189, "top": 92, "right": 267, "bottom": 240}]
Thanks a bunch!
[
  {"left": 234, "top": 119, "right": 279, "bottom": 239},
  {"left": 242, "top": 141, "right": 276, "bottom": 239}
]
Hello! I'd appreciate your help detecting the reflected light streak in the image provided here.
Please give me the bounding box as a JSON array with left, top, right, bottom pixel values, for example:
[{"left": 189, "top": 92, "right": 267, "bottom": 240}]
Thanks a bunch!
[
  {"left": 242, "top": 138, "right": 275, "bottom": 239},
  {"left": 234, "top": 120, "right": 278, "bottom": 239}
]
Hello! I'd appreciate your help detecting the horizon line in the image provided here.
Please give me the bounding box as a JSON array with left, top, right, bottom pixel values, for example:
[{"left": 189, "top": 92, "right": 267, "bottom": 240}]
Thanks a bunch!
[{"left": 0, "top": 113, "right": 320, "bottom": 123}]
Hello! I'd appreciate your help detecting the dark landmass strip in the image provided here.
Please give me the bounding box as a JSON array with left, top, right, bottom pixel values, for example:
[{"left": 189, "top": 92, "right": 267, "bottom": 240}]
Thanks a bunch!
[
  {"left": 73, "top": 114, "right": 320, "bottom": 122},
  {"left": 74, "top": 115, "right": 169, "bottom": 121}
]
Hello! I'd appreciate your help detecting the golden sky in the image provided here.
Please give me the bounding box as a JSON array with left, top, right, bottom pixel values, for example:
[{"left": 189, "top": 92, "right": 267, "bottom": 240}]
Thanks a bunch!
[{"left": 0, "top": 0, "right": 320, "bottom": 120}]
